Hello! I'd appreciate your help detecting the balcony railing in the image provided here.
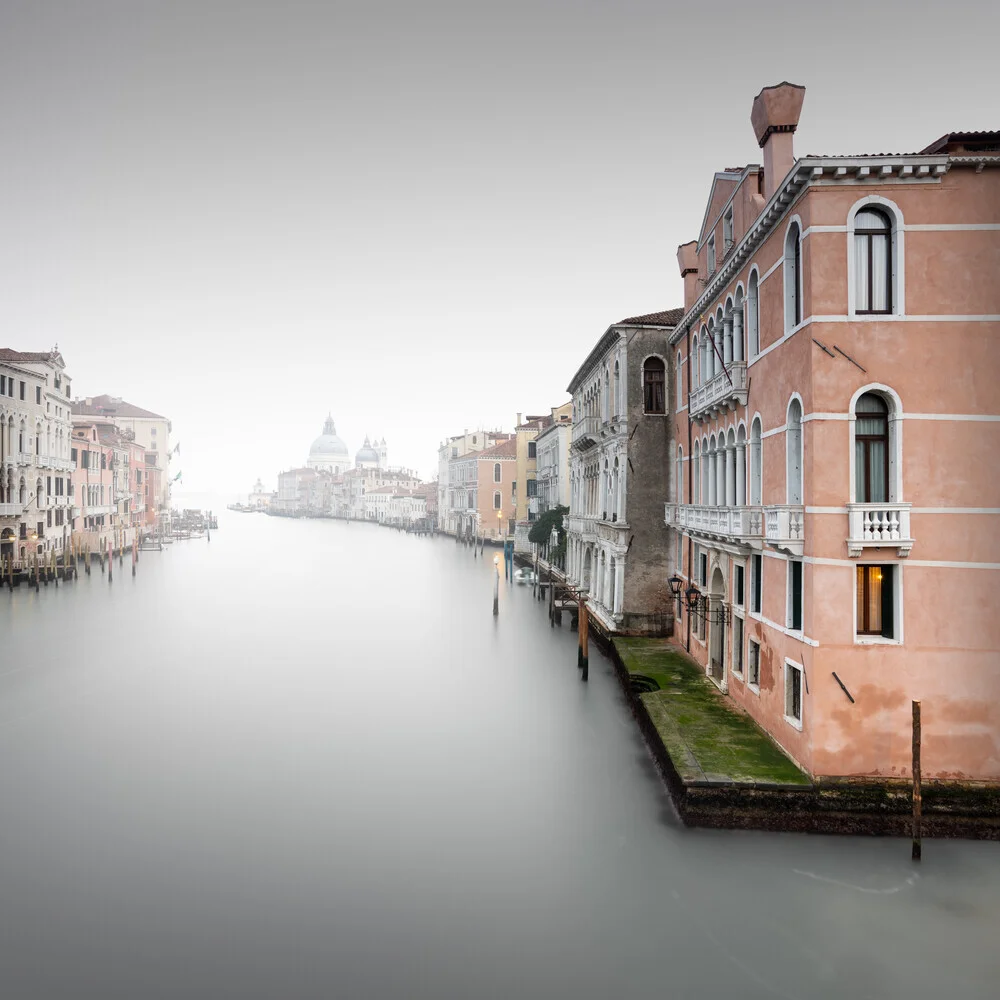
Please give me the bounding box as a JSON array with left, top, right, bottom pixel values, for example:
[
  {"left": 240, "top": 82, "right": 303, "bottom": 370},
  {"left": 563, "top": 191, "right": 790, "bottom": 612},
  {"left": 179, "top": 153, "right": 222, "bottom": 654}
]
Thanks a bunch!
[
  {"left": 689, "top": 362, "right": 749, "bottom": 421},
  {"left": 847, "top": 503, "right": 913, "bottom": 557},
  {"left": 0, "top": 502, "right": 20, "bottom": 517},
  {"left": 764, "top": 505, "right": 805, "bottom": 556},
  {"left": 571, "top": 415, "right": 601, "bottom": 450},
  {"left": 664, "top": 503, "right": 763, "bottom": 545}
]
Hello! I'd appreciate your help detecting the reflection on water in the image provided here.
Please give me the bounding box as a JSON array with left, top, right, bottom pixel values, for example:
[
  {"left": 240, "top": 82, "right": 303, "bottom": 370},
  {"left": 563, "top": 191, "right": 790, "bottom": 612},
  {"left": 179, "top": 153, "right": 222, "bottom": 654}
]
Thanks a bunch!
[{"left": 1, "top": 510, "right": 997, "bottom": 999}]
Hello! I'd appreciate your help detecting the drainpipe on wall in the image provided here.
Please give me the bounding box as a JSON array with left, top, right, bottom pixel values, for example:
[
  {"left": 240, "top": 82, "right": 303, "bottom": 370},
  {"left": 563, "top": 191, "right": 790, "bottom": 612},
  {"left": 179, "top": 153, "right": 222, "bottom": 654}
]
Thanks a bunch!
[{"left": 685, "top": 325, "right": 693, "bottom": 654}]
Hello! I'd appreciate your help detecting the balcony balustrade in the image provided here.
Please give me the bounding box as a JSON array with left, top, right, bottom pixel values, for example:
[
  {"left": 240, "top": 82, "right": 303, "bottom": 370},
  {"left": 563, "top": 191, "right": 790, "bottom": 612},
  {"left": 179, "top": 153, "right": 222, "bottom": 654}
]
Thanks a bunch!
[
  {"left": 0, "top": 502, "right": 20, "bottom": 517},
  {"left": 764, "top": 505, "right": 805, "bottom": 556},
  {"left": 847, "top": 502, "right": 913, "bottom": 557},
  {"left": 664, "top": 503, "right": 763, "bottom": 546},
  {"left": 689, "top": 362, "right": 749, "bottom": 422},
  {"left": 570, "top": 415, "right": 601, "bottom": 451}
]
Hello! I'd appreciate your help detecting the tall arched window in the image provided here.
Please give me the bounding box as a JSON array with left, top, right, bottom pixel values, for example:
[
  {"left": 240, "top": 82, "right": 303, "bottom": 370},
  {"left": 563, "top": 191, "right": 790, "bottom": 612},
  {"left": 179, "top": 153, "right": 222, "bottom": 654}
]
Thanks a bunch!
[
  {"left": 693, "top": 441, "right": 700, "bottom": 504},
  {"left": 750, "top": 418, "right": 762, "bottom": 505},
  {"left": 642, "top": 357, "right": 665, "bottom": 414},
  {"left": 612, "top": 457, "right": 620, "bottom": 519},
  {"left": 603, "top": 369, "right": 610, "bottom": 421},
  {"left": 676, "top": 446, "right": 683, "bottom": 505},
  {"left": 786, "top": 399, "right": 802, "bottom": 504},
  {"left": 691, "top": 336, "right": 699, "bottom": 388},
  {"left": 854, "top": 209, "right": 892, "bottom": 314},
  {"left": 701, "top": 438, "right": 710, "bottom": 505},
  {"left": 493, "top": 462, "right": 501, "bottom": 483},
  {"left": 613, "top": 360, "right": 621, "bottom": 416},
  {"left": 855, "top": 393, "right": 888, "bottom": 502},
  {"left": 493, "top": 490, "right": 501, "bottom": 510},
  {"left": 784, "top": 223, "right": 802, "bottom": 332},
  {"left": 676, "top": 352, "right": 683, "bottom": 408},
  {"left": 747, "top": 270, "right": 759, "bottom": 358}
]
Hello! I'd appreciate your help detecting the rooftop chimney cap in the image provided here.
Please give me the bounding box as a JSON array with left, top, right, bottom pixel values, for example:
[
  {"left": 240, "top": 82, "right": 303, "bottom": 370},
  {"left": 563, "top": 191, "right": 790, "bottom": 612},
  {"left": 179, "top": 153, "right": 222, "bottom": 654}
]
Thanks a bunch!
[{"left": 751, "top": 82, "right": 806, "bottom": 148}]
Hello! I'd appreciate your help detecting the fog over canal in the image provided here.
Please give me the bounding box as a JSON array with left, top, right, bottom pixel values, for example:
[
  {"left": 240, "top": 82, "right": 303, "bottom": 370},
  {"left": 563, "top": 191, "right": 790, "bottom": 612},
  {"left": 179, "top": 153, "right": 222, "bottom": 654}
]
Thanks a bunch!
[{"left": 1, "top": 508, "right": 997, "bottom": 999}]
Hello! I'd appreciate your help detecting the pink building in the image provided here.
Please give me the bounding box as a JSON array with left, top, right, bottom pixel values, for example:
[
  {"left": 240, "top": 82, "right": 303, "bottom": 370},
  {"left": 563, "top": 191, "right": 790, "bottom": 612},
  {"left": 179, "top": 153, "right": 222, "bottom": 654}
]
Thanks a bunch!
[
  {"left": 666, "top": 83, "right": 999, "bottom": 781},
  {"left": 71, "top": 422, "right": 117, "bottom": 553}
]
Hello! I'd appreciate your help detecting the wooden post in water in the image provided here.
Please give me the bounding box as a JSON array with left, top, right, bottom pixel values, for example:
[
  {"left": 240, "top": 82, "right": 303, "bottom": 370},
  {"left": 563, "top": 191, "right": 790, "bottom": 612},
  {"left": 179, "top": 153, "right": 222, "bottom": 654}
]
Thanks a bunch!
[
  {"left": 33, "top": 551, "right": 39, "bottom": 592},
  {"left": 912, "top": 700, "right": 922, "bottom": 861},
  {"left": 579, "top": 599, "right": 589, "bottom": 680},
  {"left": 108, "top": 541, "right": 113, "bottom": 584},
  {"left": 493, "top": 561, "right": 499, "bottom": 617}
]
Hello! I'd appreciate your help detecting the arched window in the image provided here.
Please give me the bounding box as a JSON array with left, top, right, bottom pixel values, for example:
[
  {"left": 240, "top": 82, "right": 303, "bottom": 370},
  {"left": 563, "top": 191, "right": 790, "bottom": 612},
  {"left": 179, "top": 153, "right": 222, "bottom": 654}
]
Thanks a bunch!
[
  {"left": 786, "top": 398, "right": 803, "bottom": 504},
  {"left": 854, "top": 209, "right": 892, "bottom": 314},
  {"left": 643, "top": 357, "right": 665, "bottom": 414},
  {"left": 612, "top": 457, "right": 620, "bottom": 519},
  {"left": 676, "top": 352, "right": 683, "bottom": 408},
  {"left": 603, "top": 369, "right": 610, "bottom": 421},
  {"left": 750, "top": 418, "right": 762, "bottom": 505},
  {"left": 784, "top": 223, "right": 802, "bottom": 332},
  {"left": 855, "top": 393, "right": 888, "bottom": 502},
  {"left": 691, "top": 336, "right": 699, "bottom": 388},
  {"left": 701, "top": 438, "right": 710, "bottom": 505},
  {"left": 676, "top": 446, "right": 683, "bottom": 505},
  {"left": 747, "top": 270, "right": 759, "bottom": 358},
  {"left": 493, "top": 462, "right": 501, "bottom": 483},
  {"left": 493, "top": 491, "right": 501, "bottom": 510},
  {"left": 613, "top": 360, "right": 621, "bottom": 416}
]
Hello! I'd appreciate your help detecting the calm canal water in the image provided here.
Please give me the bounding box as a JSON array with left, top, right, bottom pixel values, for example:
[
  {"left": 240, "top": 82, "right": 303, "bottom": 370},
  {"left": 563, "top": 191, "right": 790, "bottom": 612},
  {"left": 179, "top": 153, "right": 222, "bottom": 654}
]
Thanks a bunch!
[{"left": 1, "top": 507, "right": 997, "bottom": 999}]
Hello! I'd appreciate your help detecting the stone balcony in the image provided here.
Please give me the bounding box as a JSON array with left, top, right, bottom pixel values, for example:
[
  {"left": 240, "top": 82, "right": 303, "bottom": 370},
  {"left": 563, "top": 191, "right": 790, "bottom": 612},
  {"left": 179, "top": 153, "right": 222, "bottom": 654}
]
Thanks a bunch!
[
  {"left": 664, "top": 503, "right": 763, "bottom": 547},
  {"left": 0, "top": 502, "right": 20, "bottom": 517},
  {"left": 689, "top": 362, "right": 749, "bottom": 422},
  {"left": 565, "top": 513, "right": 597, "bottom": 541},
  {"left": 764, "top": 505, "right": 805, "bottom": 556},
  {"left": 36, "top": 455, "right": 75, "bottom": 472},
  {"left": 571, "top": 416, "right": 601, "bottom": 451},
  {"left": 847, "top": 502, "right": 913, "bottom": 558}
]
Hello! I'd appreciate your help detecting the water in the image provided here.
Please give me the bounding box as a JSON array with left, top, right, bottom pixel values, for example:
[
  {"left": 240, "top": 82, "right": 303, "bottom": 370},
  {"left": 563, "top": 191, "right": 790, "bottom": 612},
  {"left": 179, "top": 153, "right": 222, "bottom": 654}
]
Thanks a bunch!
[{"left": 1, "top": 510, "right": 997, "bottom": 999}]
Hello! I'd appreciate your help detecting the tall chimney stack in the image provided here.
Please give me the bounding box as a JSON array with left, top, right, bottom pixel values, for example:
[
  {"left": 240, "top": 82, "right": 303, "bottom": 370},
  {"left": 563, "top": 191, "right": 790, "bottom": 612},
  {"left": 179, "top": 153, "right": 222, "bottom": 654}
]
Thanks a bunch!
[
  {"left": 677, "top": 242, "right": 699, "bottom": 311},
  {"left": 751, "top": 82, "right": 805, "bottom": 201}
]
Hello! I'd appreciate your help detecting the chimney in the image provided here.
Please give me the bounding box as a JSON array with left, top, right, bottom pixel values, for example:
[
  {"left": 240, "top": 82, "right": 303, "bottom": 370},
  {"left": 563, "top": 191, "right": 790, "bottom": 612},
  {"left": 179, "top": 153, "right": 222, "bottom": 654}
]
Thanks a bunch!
[
  {"left": 516, "top": 412, "right": 522, "bottom": 427},
  {"left": 677, "top": 242, "right": 699, "bottom": 311},
  {"left": 751, "top": 82, "right": 805, "bottom": 201}
]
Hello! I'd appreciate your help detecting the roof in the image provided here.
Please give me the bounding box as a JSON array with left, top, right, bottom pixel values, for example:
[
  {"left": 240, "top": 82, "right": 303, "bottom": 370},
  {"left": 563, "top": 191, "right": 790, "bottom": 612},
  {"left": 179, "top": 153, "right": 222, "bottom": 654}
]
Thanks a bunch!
[
  {"left": 72, "top": 394, "right": 166, "bottom": 420},
  {"left": 476, "top": 439, "right": 517, "bottom": 460},
  {"left": 919, "top": 131, "right": 1000, "bottom": 155},
  {"left": 0, "top": 348, "right": 65, "bottom": 367},
  {"left": 615, "top": 307, "right": 684, "bottom": 327}
]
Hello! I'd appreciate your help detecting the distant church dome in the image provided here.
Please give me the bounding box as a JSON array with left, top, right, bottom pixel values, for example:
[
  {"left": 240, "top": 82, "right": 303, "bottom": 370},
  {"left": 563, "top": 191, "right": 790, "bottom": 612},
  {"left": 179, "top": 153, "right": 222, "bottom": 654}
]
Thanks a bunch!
[
  {"left": 308, "top": 414, "right": 350, "bottom": 474},
  {"left": 309, "top": 414, "right": 349, "bottom": 459},
  {"left": 355, "top": 435, "right": 380, "bottom": 468}
]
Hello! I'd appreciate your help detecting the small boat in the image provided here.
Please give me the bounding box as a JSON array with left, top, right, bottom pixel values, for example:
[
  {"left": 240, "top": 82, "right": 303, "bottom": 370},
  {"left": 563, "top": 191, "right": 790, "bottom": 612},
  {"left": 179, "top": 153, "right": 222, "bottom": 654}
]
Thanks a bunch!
[{"left": 513, "top": 568, "right": 537, "bottom": 585}]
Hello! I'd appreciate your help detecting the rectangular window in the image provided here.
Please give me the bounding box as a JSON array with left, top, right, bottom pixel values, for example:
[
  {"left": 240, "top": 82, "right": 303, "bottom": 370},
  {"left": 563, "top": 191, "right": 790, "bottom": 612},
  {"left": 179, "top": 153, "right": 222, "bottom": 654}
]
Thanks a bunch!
[
  {"left": 0, "top": 375, "right": 4, "bottom": 394},
  {"left": 101, "top": 453, "right": 107, "bottom": 470},
  {"left": 788, "top": 560, "right": 803, "bottom": 631},
  {"left": 526, "top": 479, "right": 537, "bottom": 497},
  {"left": 733, "top": 615, "right": 744, "bottom": 676},
  {"left": 46, "top": 510, "right": 52, "bottom": 528},
  {"left": 527, "top": 441, "right": 536, "bottom": 459},
  {"left": 36, "top": 386, "right": 41, "bottom": 404},
  {"left": 785, "top": 661, "right": 803, "bottom": 727},
  {"left": 857, "top": 564, "right": 895, "bottom": 638},
  {"left": 493, "top": 491, "right": 501, "bottom": 510},
  {"left": 751, "top": 554, "right": 762, "bottom": 614},
  {"left": 46, "top": 476, "right": 52, "bottom": 496},
  {"left": 699, "top": 551, "right": 707, "bottom": 587},
  {"left": 707, "top": 235, "right": 716, "bottom": 275},
  {"left": 723, "top": 207, "right": 734, "bottom": 250},
  {"left": 748, "top": 639, "right": 760, "bottom": 687},
  {"left": 19, "top": 381, "right": 25, "bottom": 400},
  {"left": 735, "top": 564, "right": 745, "bottom": 607},
  {"left": 71, "top": 447, "right": 78, "bottom": 462}
]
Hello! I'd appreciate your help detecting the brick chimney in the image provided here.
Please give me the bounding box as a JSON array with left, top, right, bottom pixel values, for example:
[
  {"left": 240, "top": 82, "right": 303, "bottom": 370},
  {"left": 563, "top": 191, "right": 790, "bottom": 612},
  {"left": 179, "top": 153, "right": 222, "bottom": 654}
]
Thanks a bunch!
[
  {"left": 677, "top": 242, "right": 699, "bottom": 312},
  {"left": 751, "top": 82, "right": 805, "bottom": 201}
]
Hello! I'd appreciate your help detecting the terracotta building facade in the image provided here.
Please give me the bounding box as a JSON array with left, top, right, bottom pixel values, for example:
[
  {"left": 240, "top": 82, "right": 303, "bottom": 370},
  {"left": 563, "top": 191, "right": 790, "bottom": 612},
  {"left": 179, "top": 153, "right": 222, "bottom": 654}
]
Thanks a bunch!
[{"left": 666, "top": 83, "right": 1000, "bottom": 780}]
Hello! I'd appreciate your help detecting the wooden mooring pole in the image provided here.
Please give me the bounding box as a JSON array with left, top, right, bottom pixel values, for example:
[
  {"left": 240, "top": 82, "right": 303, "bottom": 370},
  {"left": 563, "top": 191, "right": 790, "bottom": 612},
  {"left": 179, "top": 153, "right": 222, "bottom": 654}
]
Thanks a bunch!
[
  {"left": 912, "top": 700, "right": 922, "bottom": 861},
  {"left": 578, "top": 599, "right": 589, "bottom": 680}
]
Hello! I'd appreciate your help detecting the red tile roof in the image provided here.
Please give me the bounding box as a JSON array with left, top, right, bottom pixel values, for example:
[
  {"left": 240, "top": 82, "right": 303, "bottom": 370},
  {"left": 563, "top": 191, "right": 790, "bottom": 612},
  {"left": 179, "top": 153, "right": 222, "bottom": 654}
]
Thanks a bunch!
[
  {"left": 477, "top": 439, "right": 517, "bottom": 459},
  {"left": 0, "top": 348, "right": 65, "bottom": 365},
  {"left": 616, "top": 307, "right": 684, "bottom": 327},
  {"left": 72, "top": 394, "right": 166, "bottom": 420}
]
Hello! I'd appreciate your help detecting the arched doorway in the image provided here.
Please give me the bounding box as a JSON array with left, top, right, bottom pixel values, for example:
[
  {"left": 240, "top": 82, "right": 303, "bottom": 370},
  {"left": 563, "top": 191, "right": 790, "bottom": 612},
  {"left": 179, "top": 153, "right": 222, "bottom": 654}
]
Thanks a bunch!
[
  {"left": 709, "top": 566, "right": 726, "bottom": 684},
  {"left": 0, "top": 527, "right": 14, "bottom": 568}
]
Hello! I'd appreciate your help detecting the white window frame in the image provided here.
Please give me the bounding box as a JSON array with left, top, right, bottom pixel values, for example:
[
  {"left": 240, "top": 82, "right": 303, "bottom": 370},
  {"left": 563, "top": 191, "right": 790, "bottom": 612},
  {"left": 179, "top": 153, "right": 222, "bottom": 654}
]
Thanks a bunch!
[
  {"left": 731, "top": 610, "right": 744, "bottom": 679},
  {"left": 786, "top": 395, "right": 803, "bottom": 505},
  {"left": 707, "top": 234, "right": 716, "bottom": 275},
  {"left": 723, "top": 207, "right": 734, "bottom": 250},
  {"left": 848, "top": 383, "right": 905, "bottom": 505},
  {"left": 847, "top": 195, "right": 905, "bottom": 318},
  {"left": 747, "top": 638, "right": 761, "bottom": 694},
  {"left": 747, "top": 267, "right": 760, "bottom": 359},
  {"left": 749, "top": 552, "right": 763, "bottom": 617},
  {"left": 786, "top": 558, "right": 804, "bottom": 634},
  {"left": 853, "top": 561, "right": 904, "bottom": 646},
  {"left": 783, "top": 217, "right": 804, "bottom": 333},
  {"left": 784, "top": 658, "right": 804, "bottom": 731}
]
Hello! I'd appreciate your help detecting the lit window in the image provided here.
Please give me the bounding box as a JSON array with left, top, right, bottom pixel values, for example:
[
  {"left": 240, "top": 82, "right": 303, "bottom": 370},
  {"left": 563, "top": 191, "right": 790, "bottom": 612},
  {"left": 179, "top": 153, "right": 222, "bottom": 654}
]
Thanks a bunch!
[{"left": 857, "top": 564, "right": 895, "bottom": 638}]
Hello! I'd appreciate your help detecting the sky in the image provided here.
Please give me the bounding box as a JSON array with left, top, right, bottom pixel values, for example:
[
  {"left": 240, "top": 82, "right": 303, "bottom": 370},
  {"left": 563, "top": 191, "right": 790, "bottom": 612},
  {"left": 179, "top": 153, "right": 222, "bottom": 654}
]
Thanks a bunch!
[{"left": 0, "top": 0, "right": 997, "bottom": 492}]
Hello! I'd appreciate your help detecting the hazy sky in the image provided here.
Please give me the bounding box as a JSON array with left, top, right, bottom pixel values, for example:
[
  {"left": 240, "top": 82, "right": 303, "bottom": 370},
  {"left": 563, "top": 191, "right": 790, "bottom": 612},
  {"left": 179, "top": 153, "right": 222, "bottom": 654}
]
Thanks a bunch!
[{"left": 1, "top": 0, "right": 996, "bottom": 491}]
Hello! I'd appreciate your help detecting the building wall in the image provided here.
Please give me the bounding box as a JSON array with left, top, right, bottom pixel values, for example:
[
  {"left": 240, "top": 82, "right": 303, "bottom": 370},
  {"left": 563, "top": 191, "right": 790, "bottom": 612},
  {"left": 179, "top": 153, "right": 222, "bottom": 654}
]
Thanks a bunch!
[
  {"left": 476, "top": 452, "right": 516, "bottom": 540},
  {"left": 671, "top": 120, "right": 1000, "bottom": 779}
]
